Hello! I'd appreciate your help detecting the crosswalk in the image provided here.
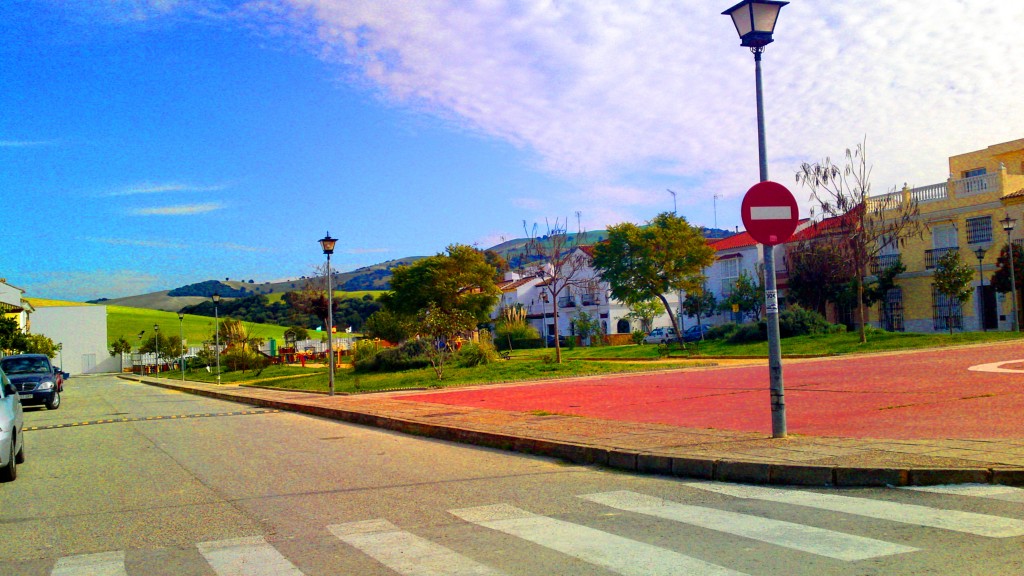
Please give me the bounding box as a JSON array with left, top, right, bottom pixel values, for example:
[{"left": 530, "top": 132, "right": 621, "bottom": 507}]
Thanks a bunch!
[{"left": 34, "top": 483, "right": 1024, "bottom": 576}]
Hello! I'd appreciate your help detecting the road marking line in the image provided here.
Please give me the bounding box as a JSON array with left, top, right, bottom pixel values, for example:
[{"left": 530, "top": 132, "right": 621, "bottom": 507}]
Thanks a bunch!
[
  {"left": 904, "top": 484, "right": 1024, "bottom": 503},
  {"left": 51, "top": 550, "right": 127, "bottom": 576},
  {"left": 450, "top": 504, "right": 749, "bottom": 576},
  {"left": 197, "top": 536, "right": 305, "bottom": 576},
  {"left": 329, "top": 519, "right": 505, "bottom": 576},
  {"left": 580, "top": 490, "right": 917, "bottom": 561},
  {"left": 684, "top": 482, "right": 1024, "bottom": 537},
  {"left": 968, "top": 360, "right": 1024, "bottom": 373}
]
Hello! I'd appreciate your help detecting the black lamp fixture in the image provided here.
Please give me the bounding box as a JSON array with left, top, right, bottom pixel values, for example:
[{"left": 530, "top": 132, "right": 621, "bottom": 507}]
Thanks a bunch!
[
  {"left": 723, "top": 0, "right": 788, "bottom": 48},
  {"left": 319, "top": 232, "right": 338, "bottom": 396}
]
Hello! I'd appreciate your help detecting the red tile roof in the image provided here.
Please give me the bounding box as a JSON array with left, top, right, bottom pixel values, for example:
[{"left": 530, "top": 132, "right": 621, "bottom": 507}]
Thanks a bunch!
[
  {"left": 709, "top": 231, "right": 757, "bottom": 251},
  {"left": 498, "top": 277, "right": 536, "bottom": 292}
]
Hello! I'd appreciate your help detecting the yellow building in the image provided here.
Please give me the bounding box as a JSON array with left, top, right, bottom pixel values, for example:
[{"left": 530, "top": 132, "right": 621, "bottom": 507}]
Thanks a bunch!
[{"left": 865, "top": 138, "right": 1024, "bottom": 332}]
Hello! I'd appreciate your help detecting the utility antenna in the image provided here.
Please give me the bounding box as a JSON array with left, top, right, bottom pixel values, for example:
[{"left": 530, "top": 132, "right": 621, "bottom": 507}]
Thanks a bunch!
[
  {"left": 666, "top": 189, "right": 677, "bottom": 215},
  {"left": 575, "top": 211, "right": 582, "bottom": 233},
  {"left": 713, "top": 193, "right": 720, "bottom": 229}
]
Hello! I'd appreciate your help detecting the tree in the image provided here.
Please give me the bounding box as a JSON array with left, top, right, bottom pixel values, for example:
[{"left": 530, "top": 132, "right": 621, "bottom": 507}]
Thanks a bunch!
[
  {"left": 934, "top": 250, "right": 975, "bottom": 334},
  {"left": 522, "top": 218, "right": 590, "bottom": 363},
  {"left": 785, "top": 238, "right": 856, "bottom": 316},
  {"left": 570, "top": 310, "right": 603, "bottom": 346},
  {"left": 592, "top": 212, "right": 715, "bottom": 343},
  {"left": 990, "top": 242, "right": 1024, "bottom": 328},
  {"left": 0, "top": 317, "right": 27, "bottom": 355},
  {"left": 418, "top": 304, "right": 476, "bottom": 380},
  {"left": 363, "top": 309, "right": 413, "bottom": 343},
  {"left": 109, "top": 336, "right": 133, "bottom": 372},
  {"left": 383, "top": 244, "right": 500, "bottom": 323},
  {"left": 682, "top": 286, "right": 718, "bottom": 332},
  {"left": 625, "top": 299, "right": 661, "bottom": 333},
  {"left": 23, "top": 334, "right": 60, "bottom": 358},
  {"left": 796, "top": 139, "right": 921, "bottom": 343},
  {"left": 720, "top": 269, "right": 765, "bottom": 321}
]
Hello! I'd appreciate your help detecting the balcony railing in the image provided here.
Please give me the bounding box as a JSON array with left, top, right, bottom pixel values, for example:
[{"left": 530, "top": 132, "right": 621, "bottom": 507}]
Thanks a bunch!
[
  {"left": 953, "top": 172, "right": 999, "bottom": 198},
  {"left": 925, "top": 246, "right": 959, "bottom": 269},
  {"left": 580, "top": 293, "right": 600, "bottom": 306},
  {"left": 557, "top": 296, "right": 576, "bottom": 308},
  {"left": 870, "top": 253, "right": 902, "bottom": 275}
]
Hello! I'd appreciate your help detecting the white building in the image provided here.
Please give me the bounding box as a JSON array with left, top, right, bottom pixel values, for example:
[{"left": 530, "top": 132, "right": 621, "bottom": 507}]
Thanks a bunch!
[{"left": 31, "top": 306, "right": 118, "bottom": 375}]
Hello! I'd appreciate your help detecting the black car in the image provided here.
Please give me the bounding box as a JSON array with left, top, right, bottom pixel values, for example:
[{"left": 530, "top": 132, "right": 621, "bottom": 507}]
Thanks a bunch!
[
  {"left": 682, "top": 324, "right": 711, "bottom": 342},
  {"left": 0, "top": 354, "right": 62, "bottom": 410}
]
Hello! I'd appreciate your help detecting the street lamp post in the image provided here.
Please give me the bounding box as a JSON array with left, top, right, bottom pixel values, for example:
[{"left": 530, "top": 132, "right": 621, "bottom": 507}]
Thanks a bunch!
[
  {"left": 319, "top": 232, "right": 338, "bottom": 396},
  {"left": 975, "top": 246, "right": 987, "bottom": 331},
  {"left": 1000, "top": 215, "right": 1019, "bottom": 332},
  {"left": 178, "top": 312, "right": 186, "bottom": 381},
  {"left": 724, "top": 0, "right": 788, "bottom": 438},
  {"left": 137, "top": 330, "right": 144, "bottom": 375},
  {"left": 153, "top": 324, "right": 160, "bottom": 375},
  {"left": 212, "top": 293, "right": 222, "bottom": 384}
]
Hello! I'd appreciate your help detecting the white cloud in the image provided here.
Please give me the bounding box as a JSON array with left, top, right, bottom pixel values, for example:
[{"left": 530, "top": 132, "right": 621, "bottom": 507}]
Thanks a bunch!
[
  {"left": 208, "top": 242, "right": 274, "bottom": 253},
  {"left": 129, "top": 202, "right": 225, "bottom": 216},
  {"left": 344, "top": 247, "right": 392, "bottom": 255},
  {"left": 106, "top": 182, "right": 229, "bottom": 197},
  {"left": 81, "top": 236, "right": 187, "bottom": 249},
  {"left": 0, "top": 139, "right": 58, "bottom": 148},
  {"left": 28, "top": 270, "right": 162, "bottom": 301},
  {"left": 265, "top": 0, "right": 1024, "bottom": 227}
]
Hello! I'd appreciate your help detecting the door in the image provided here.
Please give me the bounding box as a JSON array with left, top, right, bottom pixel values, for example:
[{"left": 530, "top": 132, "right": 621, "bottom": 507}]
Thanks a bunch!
[
  {"left": 81, "top": 354, "right": 96, "bottom": 373},
  {"left": 980, "top": 285, "right": 998, "bottom": 330}
]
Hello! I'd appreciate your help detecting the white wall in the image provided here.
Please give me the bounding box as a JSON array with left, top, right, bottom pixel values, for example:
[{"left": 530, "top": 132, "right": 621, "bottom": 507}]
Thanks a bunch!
[{"left": 30, "top": 306, "right": 118, "bottom": 375}]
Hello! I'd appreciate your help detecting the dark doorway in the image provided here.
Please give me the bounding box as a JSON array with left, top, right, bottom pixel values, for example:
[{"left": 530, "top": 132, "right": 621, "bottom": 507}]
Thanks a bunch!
[{"left": 979, "top": 285, "right": 998, "bottom": 330}]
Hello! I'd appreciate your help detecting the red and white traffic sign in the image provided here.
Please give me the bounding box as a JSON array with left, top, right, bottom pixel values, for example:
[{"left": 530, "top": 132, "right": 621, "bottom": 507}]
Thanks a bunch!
[{"left": 740, "top": 181, "right": 798, "bottom": 245}]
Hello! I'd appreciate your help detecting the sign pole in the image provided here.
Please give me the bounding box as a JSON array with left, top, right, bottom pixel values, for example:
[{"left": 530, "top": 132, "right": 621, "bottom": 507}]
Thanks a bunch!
[{"left": 754, "top": 48, "right": 786, "bottom": 438}]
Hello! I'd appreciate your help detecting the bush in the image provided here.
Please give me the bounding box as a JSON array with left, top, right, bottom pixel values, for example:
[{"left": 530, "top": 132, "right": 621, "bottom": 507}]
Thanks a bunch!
[
  {"left": 353, "top": 339, "right": 430, "bottom": 372},
  {"left": 631, "top": 330, "right": 646, "bottom": 345},
  {"left": 353, "top": 340, "right": 382, "bottom": 365},
  {"left": 221, "top": 348, "right": 270, "bottom": 372},
  {"left": 456, "top": 330, "right": 500, "bottom": 367},
  {"left": 778, "top": 306, "right": 841, "bottom": 337},
  {"left": 707, "top": 323, "right": 739, "bottom": 341},
  {"left": 495, "top": 321, "right": 540, "bottom": 343},
  {"left": 727, "top": 321, "right": 767, "bottom": 343},
  {"left": 495, "top": 337, "right": 544, "bottom": 351}
]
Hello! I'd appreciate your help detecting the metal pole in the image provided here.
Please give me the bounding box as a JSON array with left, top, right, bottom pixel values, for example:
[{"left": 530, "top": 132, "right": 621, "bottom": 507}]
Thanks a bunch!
[
  {"left": 154, "top": 326, "right": 160, "bottom": 377},
  {"left": 215, "top": 304, "right": 221, "bottom": 384},
  {"left": 326, "top": 252, "right": 335, "bottom": 396},
  {"left": 1009, "top": 236, "right": 1019, "bottom": 332},
  {"left": 754, "top": 47, "right": 786, "bottom": 438},
  {"left": 977, "top": 252, "right": 986, "bottom": 332},
  {"left": 179, "top": 315, "right": 186, "bottom": 381}
]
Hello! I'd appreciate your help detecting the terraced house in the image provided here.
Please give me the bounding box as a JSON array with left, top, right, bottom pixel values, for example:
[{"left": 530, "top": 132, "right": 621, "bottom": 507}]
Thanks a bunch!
[{"left": 863, "top": 138, "right": 1024, "bottom": 332}]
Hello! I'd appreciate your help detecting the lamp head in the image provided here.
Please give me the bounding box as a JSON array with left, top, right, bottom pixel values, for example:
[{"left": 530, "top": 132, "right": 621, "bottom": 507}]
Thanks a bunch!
[
  {"left": 178, "top": 312, "right": 185, "bottom": 321},
  {"left": 1001, "top": 215, "right": 1017, "bottom": 233},
  {"left": 212, "top": 293, "right": 221, "bottom": 304},
  {"left": 319, "top": 232, "right": 338, "bottom": 255},
  {"left": 723, "top": 0, "right": 788, "bottom": 48},
  {"left": 975, "top": 246, "right": 987, "bottom": 261}
]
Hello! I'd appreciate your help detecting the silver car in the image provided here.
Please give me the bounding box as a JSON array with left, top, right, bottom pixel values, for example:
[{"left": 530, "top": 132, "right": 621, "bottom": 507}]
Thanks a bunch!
[{"left": 0, "top": 365, "right": 25, "bottom": 482}]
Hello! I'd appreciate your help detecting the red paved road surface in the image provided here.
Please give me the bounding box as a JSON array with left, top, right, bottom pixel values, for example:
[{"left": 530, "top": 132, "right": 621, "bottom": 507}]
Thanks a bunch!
[{"left": 402, "top": 343, "right": 1024, "bottom": 439}]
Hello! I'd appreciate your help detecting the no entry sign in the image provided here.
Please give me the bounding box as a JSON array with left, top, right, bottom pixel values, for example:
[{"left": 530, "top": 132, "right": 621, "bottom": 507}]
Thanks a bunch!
[{"left": 741, "top": 181, "right": 798, "bottom": 245}]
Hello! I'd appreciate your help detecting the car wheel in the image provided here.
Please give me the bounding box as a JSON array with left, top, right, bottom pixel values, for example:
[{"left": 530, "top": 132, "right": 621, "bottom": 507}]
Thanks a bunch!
[
  {"left": 15, "top": 437, "right": 24, "bottom": 464},
  {"left": 46, "top": 390, "right": 60, "bottom": 410},
  {"left": 1, "top": 438, "right": 15, "bottom": 482}
]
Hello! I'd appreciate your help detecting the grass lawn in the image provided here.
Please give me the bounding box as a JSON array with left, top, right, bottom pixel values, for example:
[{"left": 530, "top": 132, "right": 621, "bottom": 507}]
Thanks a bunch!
[
  {"left": 153, "top": 356, "right": 714, "bottom": 394},
  {"left": 151, "top": 328, "right": 1024, "bottom": 395}
]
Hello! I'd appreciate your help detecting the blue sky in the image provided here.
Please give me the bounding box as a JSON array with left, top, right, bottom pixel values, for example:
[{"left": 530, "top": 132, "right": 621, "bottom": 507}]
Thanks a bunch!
[{"left": 3, "top": 1, "right": 1023, "bottom": 301}]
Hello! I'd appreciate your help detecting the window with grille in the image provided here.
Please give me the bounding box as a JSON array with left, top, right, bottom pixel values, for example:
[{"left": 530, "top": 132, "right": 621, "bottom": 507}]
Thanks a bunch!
[
  {"left": 880, "top": 287, "right": 904, "bottom": 332},
  {"left": 931, "top": 285, "right": 963, "bottom": 331},
  {"left": 966, "top": 216, "right": 992, "bottom": 245}
]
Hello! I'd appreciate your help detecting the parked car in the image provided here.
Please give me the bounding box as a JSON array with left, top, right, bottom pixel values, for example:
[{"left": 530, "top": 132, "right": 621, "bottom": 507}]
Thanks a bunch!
[
  {"left": 643, "top": 327, "right": 679, "bottom": 344},
  {"left": 682, "top": 324, "right": 711, "bottom": 343},
  {"left": 0, "top": 365, "right": 25, "bottom": 481},
  {"left": 0, "top": 354, "right": 63, "bottom": 410}
]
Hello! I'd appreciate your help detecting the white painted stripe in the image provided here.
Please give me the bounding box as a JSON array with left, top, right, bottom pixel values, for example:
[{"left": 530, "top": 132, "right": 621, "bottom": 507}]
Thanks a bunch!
[
  {"left": 684, "top": 482, "right": 1024, "bottom": 538},
  {"left": 580, "top": 490, "right": 916, "bottom": 561},
  {"left": 967, "top": 360, "right": 1024, "bottom": 373},
  {"left": 329, "top": 519, "right": 505, "bottom": 576},
  {"left": 451, "top": 503, "right": 749, "bottom": 576},
  {"left": 51, "top": 551, "right": 127, "bottom": 576},
  {"left": 904, "top": 484, "right": 1024, "bottom": 503},
  {"left": 750, "top": 206, "right": 792, "bottom": 220},
  {"left": 197, "top": 536, "right": 305, "bottom": 576}
]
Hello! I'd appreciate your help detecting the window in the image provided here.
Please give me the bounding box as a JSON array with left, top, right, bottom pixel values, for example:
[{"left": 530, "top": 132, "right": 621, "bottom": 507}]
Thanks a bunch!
[
  {"left": 931, "top": 224, "right": 957, "bottom": 249},
  {"left": 880, "top": 287, "right": 904, "bottom": 332},
  {"left": 932, "top": 285, "right": 963, "bottom": 331},
  {"left": 719, "top": 258, "right": 739, "bottom": 295},
  {"left": 963, "top": 168, "right": 986, "bottom": 178},
  {"left": 966, "top": 216, "right": 993, "bottom": 245}
]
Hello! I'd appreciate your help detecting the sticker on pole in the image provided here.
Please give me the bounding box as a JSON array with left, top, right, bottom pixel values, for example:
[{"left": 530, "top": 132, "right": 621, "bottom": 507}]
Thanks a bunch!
[
  {"left": 741, "top": 181, "right": 799, "bottom": 246},
  {"left": 765, "top": 289, "right": 778, "bottom": 314}
]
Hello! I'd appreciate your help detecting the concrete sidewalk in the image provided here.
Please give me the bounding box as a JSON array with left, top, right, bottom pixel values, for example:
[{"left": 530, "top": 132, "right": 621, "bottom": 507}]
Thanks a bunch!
[{"left": 124, "top": 375, "right": 1024, "bottom": 487}]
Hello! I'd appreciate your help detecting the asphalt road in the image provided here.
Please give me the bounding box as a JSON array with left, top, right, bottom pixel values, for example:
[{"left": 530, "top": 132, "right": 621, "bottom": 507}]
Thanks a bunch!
[{"left": 2, "top": 374, "right": 1023, "bottom": 575}]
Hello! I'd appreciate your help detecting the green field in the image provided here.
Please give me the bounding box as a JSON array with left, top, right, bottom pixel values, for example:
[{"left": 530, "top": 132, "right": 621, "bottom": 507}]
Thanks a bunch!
[{"left": 106, "top": 305, "right": 290, "bottom": 346}]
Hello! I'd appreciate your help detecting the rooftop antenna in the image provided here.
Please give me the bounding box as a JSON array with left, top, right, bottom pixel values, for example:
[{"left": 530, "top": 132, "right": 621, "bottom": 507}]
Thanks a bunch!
[
  {"left": 713, "top": 193, "right": 720, "bottom": 229},
  {"left": 666, "top": 189, "right": 677, "bottom": 215}
]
